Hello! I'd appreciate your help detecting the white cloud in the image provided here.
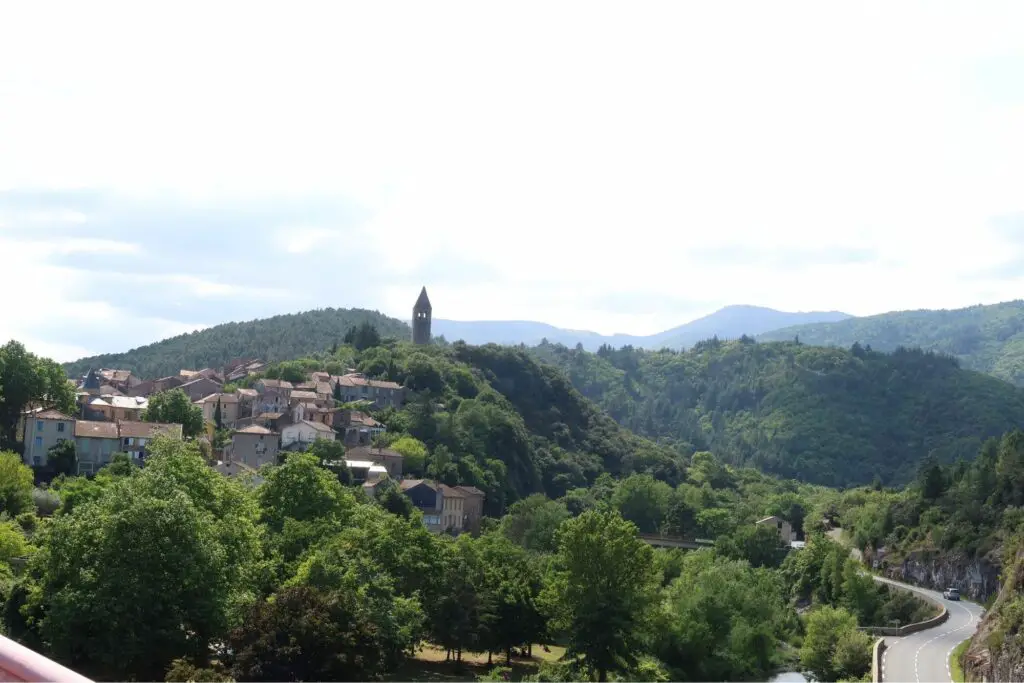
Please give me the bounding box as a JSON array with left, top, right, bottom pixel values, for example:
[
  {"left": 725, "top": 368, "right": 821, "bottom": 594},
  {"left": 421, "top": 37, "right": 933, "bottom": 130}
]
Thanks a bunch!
[{"left": 1, "top": 1, "right": 1023, "bottom": 347}]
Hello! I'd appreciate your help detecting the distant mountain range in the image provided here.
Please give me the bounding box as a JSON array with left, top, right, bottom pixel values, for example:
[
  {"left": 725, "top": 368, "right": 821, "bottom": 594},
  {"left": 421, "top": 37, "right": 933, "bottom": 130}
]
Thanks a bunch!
[
  {"left": 758, "top": 300, "right": 1024, "bottom": 386},
  {"left": 61, "top": 304, "right": 853, "bottom": 379},
  {"left": 433, "top": 305, "right": 853, "bottom": 351}
]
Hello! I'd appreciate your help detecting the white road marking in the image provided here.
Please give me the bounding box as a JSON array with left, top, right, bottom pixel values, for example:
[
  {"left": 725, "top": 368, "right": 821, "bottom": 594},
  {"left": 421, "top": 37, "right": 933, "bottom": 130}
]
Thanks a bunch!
[{"left": 879, "top": 595, "right": 982, "bottom": 683}]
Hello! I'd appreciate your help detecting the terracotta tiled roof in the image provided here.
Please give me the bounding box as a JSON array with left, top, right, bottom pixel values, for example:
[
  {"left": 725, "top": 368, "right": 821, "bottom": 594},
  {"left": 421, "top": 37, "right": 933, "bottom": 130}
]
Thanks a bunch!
[
  {"left": 439, "top": 483, "right": 468, "bottom": 498},
  {"left": 290, "top": 390, "right": 318, "bottom": 401},
  {"left": 315, "top": 381, "right": 333, "bottom": 396},
  {"left": 74, "top": 420, "right": 119, "bottom": 439},
  {"left": 34, "top": 409, "right": 73, "bottom": 420},
  {"left": 100, "top": 369, "right": 133, "bottom": 383},
  {"left": 197, "top": 392, "right": 239, "bottom": 403},
  {"left": 310, "top": 372, "right": 330, "bottom": 382},
  {"left": 300, "top": 420, "right": 335, "bottom": 434},
  {"left": 345, "top": 445, "right": 401, "bottom": 460},
  {"left": 236, "top": 389, "right": 258, "bottom": 398},
  {"left": 335, "top": 374, "right": 402, "bottom": 390},
  {"left": 181, "top": 377, "right": 221, "bottom": 389},
  {"left": 455, "top": 485, "right": 485, "bottom": 497},
  {"left": 235, "top": 424, "right": 274, "bottom": 435},
  {"left": 98, "top": 384, "right": 123, "bottom": 396},
  {"left": 260, "top": 379, "right": 293, "bottom": 390},
  {"left": 108, "top": 396, "right": 148, "bottom": 409},
  {"left": 400, "top": 478, "right": 436, "bottom": 491},
  {"left": 118, "top": 421, "right": 183, "bottom": 439},
  {"left": 347, "top": 411, "right": 380, "bottom": 427},
  {"left": 256, "top": 412, "right": 284, "bottom": 420}
]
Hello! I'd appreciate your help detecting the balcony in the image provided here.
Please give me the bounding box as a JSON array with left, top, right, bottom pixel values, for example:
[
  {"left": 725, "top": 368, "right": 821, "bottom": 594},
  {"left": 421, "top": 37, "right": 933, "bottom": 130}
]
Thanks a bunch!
[{"left": 0, "top": 634, "right": 92, "bottom": 683}]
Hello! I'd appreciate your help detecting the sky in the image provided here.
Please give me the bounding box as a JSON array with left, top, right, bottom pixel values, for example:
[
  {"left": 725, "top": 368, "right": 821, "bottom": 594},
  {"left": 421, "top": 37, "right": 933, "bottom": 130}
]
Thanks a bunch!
[{"left": 2, "top": 1, "right": 1024, "bottom": 362}]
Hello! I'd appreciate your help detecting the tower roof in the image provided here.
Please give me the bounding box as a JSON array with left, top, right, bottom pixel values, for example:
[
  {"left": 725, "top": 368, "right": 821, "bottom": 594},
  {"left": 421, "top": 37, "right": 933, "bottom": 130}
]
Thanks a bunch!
[{"left": 414, "top": 286, "right": 432, "bottom": 311}]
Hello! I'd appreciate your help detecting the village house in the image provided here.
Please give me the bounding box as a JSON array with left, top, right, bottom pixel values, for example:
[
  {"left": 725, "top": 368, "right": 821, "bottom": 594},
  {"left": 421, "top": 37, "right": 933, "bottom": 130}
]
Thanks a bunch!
[
  {"left": 21, "top": 409, "right": 75, "bottom": 467},
  {"left": 255, "top": 379, "right": 293, "bottom": 399},
  {"left": 334, "top": 410, "right": 386, "bottom": 446},
  {"left": 344, "top": 459, "right": 389, "bottom": 484},
  {"left": 332, "top": 373, "right": 405, "bottom": 409},
  {"left": 223, "top": 358, "right": 266, "bottom": 382},
  {"left": 235, "top": 388, "right": 258, "bottom": 417},
  {"left": 82, "top": 395, "right": 149, "bottom": 422},
  {"left": 280, "top": 419, "right": 336, "bottom": 449},
  {"left": 117, "top": 421, "right": 184, "bottom": 460},
  {"left": 756, "top": 515, "right": 795, "bottom": 544},
  {"left": 97, "top": 368, "right": 143, "bottom": 393},
  {"left": 293, "top": 403, "right": 332, "bottom": 428},
  {"left": 178, "top": 376, "right": 223, "bottom": 402},
  {"left": 288, "top": 389, "right": 320, "bottom": 407},
  {"left": 438, "top": 484, "right": 486, "bottom": 535},
  {"left": 126, "top": 375, "right": 183, "bottom": 397},
  {"left": 230, "top": 424, "right": 279, "bottom": 469},
  {"left": 366, "top": 479, "right": 484, "bottom": 536},
  {"left": 344, "top": 445, "right": 403, "bottom": 478},
  {"left": 253, "top": 389, "right": 289, "bottom": 418},
  {"left": 73, "top": 420, "right": 121, "bottom": 475},
  {"left": 396, "top": 479, "right": 443, "bottom": 531},
  {"left": 196, "top": 393, "right": 240, "bottom": 427}
]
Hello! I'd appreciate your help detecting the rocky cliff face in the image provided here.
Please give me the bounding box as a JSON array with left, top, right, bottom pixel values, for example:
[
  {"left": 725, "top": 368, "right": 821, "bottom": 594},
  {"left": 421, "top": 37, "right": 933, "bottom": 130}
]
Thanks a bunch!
[
  {"left": 865, "top": 547, "right": 1002, "bottom": 603},
  {"left": 964, "top": 548, "right": 1024, "bottom": 683}
]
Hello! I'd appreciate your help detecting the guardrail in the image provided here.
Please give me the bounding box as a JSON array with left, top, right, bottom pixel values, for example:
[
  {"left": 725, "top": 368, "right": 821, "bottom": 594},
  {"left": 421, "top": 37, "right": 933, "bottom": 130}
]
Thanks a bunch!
[
  {"left": 872, "top": 637, "right": 886, "bottom": 683},
  {"left": 0, "top": 634, "right": 92, "bottom": 683},
  {"left": 857, "top": 579, "right": 949, "bottom": 637}
]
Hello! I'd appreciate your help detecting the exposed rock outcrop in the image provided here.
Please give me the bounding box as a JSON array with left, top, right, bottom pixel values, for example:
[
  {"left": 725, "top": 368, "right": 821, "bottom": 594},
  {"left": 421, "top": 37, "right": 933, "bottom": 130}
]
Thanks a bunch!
[
  {"left": 964, "top": 548, "right": 1024, "bottom": 683},
  {"left": 865, "top": 547, "right": 1001, "bottom": 603}
]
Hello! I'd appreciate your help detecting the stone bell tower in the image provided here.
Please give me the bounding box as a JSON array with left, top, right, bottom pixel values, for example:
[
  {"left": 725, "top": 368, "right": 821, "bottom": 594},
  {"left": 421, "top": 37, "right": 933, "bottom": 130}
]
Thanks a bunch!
[{"left": 412, "top": 286, "right": 432, "bottom": 345}]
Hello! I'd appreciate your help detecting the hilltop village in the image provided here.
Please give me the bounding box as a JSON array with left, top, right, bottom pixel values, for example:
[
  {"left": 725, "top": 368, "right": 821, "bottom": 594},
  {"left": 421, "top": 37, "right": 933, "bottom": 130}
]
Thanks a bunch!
[{"left": 17, "top": 287, "right": 485, "bottom": 536}]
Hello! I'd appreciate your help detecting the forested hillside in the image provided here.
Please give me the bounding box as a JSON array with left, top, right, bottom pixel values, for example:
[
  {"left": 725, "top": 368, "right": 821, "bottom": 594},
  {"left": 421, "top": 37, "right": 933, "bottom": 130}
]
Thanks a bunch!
[
  {"left": 243, "top": 339, "right": 689, "bottom": 510},
  {"left": 62, "top": 308, "right": 410, "bottom": 379},
  {"left": 530, "top": 338, "right": 1024, "bottom": 487},
  {"left": 759, "top": 300, "right": 1024, "bottom": 386}
]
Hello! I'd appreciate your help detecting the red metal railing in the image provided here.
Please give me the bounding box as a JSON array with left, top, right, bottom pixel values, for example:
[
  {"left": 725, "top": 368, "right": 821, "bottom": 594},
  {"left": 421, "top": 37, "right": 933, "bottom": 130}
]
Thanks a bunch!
[{"left": 0, "top": 634, "right": 92, "bottom": 683}]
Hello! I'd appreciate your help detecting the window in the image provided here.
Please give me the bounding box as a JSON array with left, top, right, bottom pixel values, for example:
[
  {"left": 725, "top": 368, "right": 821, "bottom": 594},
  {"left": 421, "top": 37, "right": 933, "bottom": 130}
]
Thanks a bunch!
[
  {"left": 34, "top": 436, "right": 42, "bottom": 450},
  {"left": 32, "top": 456, "right": 41, "bottom": 466},
  {"left": 57, "top": 422, "right": 65, "bottom": 432},
  {"left": 124, "top": 437, "right": 131, "bottom": 447},
  {"left": 36, "top": 421, "right": 43, "bottom": 432}
]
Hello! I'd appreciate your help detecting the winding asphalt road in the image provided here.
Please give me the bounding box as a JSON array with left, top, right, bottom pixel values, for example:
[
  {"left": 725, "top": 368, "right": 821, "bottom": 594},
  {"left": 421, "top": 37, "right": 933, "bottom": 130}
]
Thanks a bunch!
[{"left": 875, "top": 576, "right": 986, "bottom": 683}]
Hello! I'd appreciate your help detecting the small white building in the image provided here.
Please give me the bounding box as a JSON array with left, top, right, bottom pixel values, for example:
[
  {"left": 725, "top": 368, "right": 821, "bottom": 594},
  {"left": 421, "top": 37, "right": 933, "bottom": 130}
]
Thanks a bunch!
[
  {"left": 280, "top": 419, "right": 336, "bottom": 448},
  {"left": 343, "top": 459, "right": 388, "bottom": 483},
  {"left": 756, "top": 515, "right": 796, "bottom": 544}
]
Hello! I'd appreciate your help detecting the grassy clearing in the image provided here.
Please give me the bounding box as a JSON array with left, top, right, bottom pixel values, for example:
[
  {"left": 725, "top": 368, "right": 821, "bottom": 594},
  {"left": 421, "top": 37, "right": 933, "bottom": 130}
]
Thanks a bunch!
[
  {"left": 388, "top": 644, "right": 567, "bottom": 682},
  {"left": 950, "top": 639, "right": 970, "bottom": 682}
]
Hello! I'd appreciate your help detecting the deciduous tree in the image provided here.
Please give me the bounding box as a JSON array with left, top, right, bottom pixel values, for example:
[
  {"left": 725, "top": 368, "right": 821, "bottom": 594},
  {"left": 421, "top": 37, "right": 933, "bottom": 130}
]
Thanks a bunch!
[
  {"left": 143, "top": 388, "right": 204, "bottom": 437},
  {"left": 542, "top": 510, "right": 658, "bottom": 681},
  {"left": 0, "top": 341, "right": 75, "bottom": 450}
]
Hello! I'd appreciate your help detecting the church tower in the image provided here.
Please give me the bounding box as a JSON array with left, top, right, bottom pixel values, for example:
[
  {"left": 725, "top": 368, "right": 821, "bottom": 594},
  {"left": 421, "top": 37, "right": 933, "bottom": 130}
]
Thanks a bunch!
[{"left": 412, "top": 286, "right": 432, "bottom": 345}]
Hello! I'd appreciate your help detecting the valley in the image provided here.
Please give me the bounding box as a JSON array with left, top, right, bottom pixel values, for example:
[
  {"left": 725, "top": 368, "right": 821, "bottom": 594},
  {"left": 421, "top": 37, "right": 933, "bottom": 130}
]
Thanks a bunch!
[{"left": 8, "top": 296, "right": 1024, "bottom": 681}]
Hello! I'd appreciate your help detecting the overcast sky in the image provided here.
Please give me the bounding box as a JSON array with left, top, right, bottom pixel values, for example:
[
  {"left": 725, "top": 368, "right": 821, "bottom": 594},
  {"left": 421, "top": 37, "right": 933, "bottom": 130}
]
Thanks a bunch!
[{"left": 2, "top": 1, "right": 1023, "bottom": 361}]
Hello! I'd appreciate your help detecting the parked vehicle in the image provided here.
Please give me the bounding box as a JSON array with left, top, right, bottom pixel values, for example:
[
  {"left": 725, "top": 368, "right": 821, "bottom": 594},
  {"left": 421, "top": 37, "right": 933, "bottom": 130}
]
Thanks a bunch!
[{"left": 943, "top": 587, "right": 960, "bottom": 601}]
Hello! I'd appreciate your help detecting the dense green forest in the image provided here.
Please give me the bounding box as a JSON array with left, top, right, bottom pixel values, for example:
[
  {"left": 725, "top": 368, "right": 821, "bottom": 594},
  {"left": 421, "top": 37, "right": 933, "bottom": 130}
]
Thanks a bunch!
[
  {"left": 529, "top": 338, "right": 1024, "bottom": 487},
  {"left": 62, "top": 308, "right": 411, "bottom": 380},
  {"left": 835, "top": 430, "right": 1024, "bottom": 576},
  {"left": 759, "top": 300, "right": 1024, "bottom": 386}
]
